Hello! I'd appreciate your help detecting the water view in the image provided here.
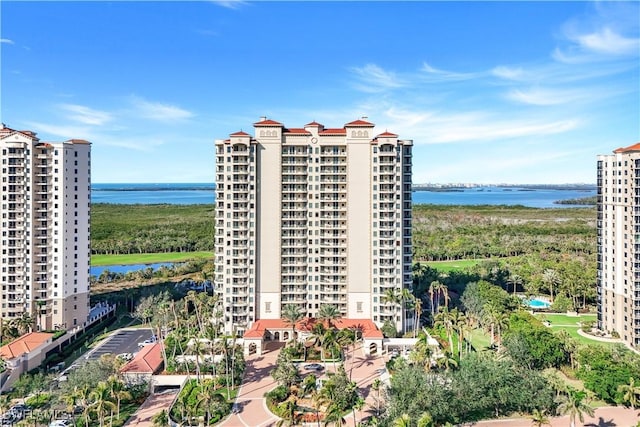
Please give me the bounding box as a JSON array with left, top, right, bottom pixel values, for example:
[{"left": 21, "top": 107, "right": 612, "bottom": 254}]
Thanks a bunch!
[
  {"left": 90, "top": 262, "right": 177, "bottom": 277},
  {"left": 92, "top": 183, "right": 596, "bottom": 208}
]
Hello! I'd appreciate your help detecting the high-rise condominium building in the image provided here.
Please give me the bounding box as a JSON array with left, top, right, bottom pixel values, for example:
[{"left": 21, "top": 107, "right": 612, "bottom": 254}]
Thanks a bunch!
[
  {"left": 597, "top": 143, "right": 640, "bottom": 349},
  {"left": 0, "top": 124, "right": 91, "bottom": 331},
  {"left": 214, "top": 118, "right": 413, "bottom": 336}
]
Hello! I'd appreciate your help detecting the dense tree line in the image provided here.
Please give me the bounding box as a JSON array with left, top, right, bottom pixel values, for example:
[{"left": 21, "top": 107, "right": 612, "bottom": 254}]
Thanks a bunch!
[
  {"left": 91, "top": 204, "right": 215, "bottom": 254},
  {"left": 412, "top": 205, "right": 595, "bottom": 261},
  {"left": 91, "top": 204, "right": 595, "bottom": 260}
]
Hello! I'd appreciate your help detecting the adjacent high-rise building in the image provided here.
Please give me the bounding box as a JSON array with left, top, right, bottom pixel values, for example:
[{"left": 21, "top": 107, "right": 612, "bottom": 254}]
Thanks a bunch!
[
  {"left": 215, "top": 118, "right": 413, "bottom": 336},
  {"left": 597, "top": 143, "right": 640, "bottom": 349},
  {"left": 0, "top": 124, "right": 91, "bottom": 331}
]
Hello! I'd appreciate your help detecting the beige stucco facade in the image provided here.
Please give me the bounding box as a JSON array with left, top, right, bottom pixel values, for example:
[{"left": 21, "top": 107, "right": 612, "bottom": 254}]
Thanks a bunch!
[
  {"left": 0, "top": 125, "right": 91, "bottom": 331},
  {"left": 597, "top": 144, "right": 640, "bottom": 349},
  {"left": 215, "top": 118, "right": 413, "bottom": 335}
]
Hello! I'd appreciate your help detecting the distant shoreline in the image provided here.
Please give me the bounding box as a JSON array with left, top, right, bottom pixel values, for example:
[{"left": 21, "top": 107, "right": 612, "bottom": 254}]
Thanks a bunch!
[{"left": 92, "top": 183, "right": 597, "bottom": 192}]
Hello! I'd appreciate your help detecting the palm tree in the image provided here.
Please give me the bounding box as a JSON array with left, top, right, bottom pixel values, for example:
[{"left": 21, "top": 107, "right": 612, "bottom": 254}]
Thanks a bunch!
[
  {"left": 324, "top": 404, "right": 347, "bottom": 427},
  {"left": 382, "top": 288, "right": 403, "bottom": 321},
  {"left": 371, "top": 378, "right": 383, "bottom": 416},
  {"left": 282, "top": 304, "right": 304, "bottom": 345},
  {"left": 416, "top": 412, "right": 434, "bottom": 427},
  {"left": 89, "top": 382, "right": 116, "bottom": 427},
  {"left": 401, "top": 288, "right": 416, "bottom": 333},
  {"left": 482, "top": 303, "right": 507, "bottom": 348},
  {"left": 311, "top": 390, "right": 328, "bottom": 427},
  {"left": 555, "top": 388, "right": 595, "bottom": 427},
  {"left": 450, "top": 309, "right": 466, "bottom": 357},
  {"left": 318, "top": 304, "right": 341, "bottom": 329},
  {"left": 440, "top": 283, "right": 450, "bottom": 309},
  {"left": 413, "top": 297, "right": 423, "bottom": 338},
  {"left": 618, "top": 377, "right": 640, "bottom": 410},
  {"left": 434, "top": 307, "right": 455, "bottom": 353},
  {"left": 276, "top": 399, "right": 301, "bottom": 427},
  {"left": 107, "top": 376, "right": 131, "bottom": 419},
  {"left": 556, "top": 330, "right": 578, "bottom": 370},
  {"left": 352, "top": 397, "right": 365, "bottom": 427},
  {"left": 196, "top": 380, "right": 225, "bottom": 424},
  {"left": 428, "top": 281, "right": 439, "bottom": 319},
  {"left": 529, "top": 408, "right": 551, "bottom": 427},
  {"left": 151, "top": 410, "right": 170, "bottom": 427},
  {"left": 507, "top": 274, "right": 523, "bottom": 295},
  {"left": 392, "top": 413, "right": 412, "bottom": 427},
  {"left": 15, "top": 312, "right": 34, "bottom": 335},
  {"left": 542, "top": 269, "right": 561, "bottom": 302},
  {"left": 436, "top": 351, "right": 458, "bottom": 371},
  {"left": 188, "top": 334, "right": 206, "bottom": 381}
]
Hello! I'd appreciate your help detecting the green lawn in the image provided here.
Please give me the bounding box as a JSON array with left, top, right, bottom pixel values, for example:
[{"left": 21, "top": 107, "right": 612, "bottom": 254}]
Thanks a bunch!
[
  {"left": 468, "top": 328, "right": 492, "bottom": 351},
  {"left": 91, "top": 251, "right": 214, "bottom": 266},
  {"left": 534, "top": 313, "right": 613, "bottom": 346},
  {"left": 425, "top": 259, "right": 484, "bottom": 272}
]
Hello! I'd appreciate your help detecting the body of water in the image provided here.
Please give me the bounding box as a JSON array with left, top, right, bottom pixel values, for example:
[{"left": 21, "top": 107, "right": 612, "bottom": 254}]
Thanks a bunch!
[
  {"left": 92, "top": 183, "right": 596, "bottom": 208},
  {"left": 92, "top": 183, "right": 215, "bottom": 205},
  {"left": 411, "top": 187, "right": 596, "bottom": 208},
  {"left": 91, "top": 262, "right": 176, "bottom": 277}
]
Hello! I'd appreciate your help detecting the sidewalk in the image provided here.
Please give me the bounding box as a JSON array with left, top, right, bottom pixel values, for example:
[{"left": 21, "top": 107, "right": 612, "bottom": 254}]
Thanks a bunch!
[
  {"left": 465, "top": 406, "right": 639, "bottom": 426},
  {"left": 123, "top": 391, "right": 178, "bottom": 427},
  {"left": 219, "top": 342, "right": 283, "bottom": 427}
]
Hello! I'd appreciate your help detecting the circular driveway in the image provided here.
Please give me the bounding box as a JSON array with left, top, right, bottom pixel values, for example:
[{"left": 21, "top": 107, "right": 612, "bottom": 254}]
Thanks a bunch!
[{"left": 220, "top": 341, "right": 387, "bottom": 427}]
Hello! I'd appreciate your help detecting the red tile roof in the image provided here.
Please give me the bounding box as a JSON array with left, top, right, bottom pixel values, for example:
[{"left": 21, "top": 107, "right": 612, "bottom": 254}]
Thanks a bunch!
[
  {"left": 230, "top": 131, "right": 251, "bottom": 137},
  {"left": 284, "top": 128, "right": 311, "bottom": 135},
  {"left": 0, "top": 127, "right": 39, "bottom": 140},
  {"left": 0, "top": 332, "right": 54, "bottom": 359},
  {"left": 120, "top": 343, "right": 164, "bottom": 374},
  {"left": 305, "top": 121, "right": 323, "bottom": 127},
  {"left": 614, "top": 143, "right": 640, "bottom": 153},
  {"left": 67, "top": 139, "right": 90, "bottom": 144},
  {"left": 345, "top": 119, "right": 374, "bottom": 127},
  {"left": 244, "top": 318, "right": 383, "bottom": 339},
  {"left": 376, "top": 131, "right": 398, "bottom": 138},
  {"left": 319, "top": 128, "right": 347, "bottom": 135},
  {"left": 254, "top": 119, "right": 283, "bottom": 127}
]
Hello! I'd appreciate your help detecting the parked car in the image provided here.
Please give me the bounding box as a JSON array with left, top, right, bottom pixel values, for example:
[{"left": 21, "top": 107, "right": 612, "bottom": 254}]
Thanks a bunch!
[
  {"left": 303, "top": 363, "right": 324, "bottom": 371},
  {"left": 49, "top": 419, "right": 70, "bottom": 427},
  {"left": 116, "top": 353, "right": 133, "bottom": 361},
  {"left": 137, "top": 339, "right": 155, "bottom": 347}
]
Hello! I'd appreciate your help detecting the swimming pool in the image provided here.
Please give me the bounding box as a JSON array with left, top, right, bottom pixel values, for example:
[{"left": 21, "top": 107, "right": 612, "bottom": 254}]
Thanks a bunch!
[{"left": 527, "top": 298, "right": 551, "bottom": 309}]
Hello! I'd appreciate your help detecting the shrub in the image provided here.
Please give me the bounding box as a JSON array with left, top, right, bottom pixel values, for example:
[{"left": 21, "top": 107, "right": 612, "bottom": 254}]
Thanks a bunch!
[
  {"left": 25, "top": 393, "right": 52, "bottom": 408},
  {"left": 581, "top": 320, "right": 595, "bottom": 332},
  {"left": 266, "top": 385, "right": 289, "bottom": 403}
]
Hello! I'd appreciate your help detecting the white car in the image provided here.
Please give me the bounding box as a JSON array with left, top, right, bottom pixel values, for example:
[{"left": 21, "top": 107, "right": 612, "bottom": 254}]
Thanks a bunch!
[
  {"left": 49, "top": 420, "right": 70, "bottom": 427},
  {"left": 138, "top": 339, "right": 155, "bottom": 347}
]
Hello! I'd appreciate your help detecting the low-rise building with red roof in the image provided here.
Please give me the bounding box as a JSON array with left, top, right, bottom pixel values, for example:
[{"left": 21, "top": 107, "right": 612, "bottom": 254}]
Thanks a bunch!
[{"left": 120, "top": 343, "right": 164, "bottom": 383}]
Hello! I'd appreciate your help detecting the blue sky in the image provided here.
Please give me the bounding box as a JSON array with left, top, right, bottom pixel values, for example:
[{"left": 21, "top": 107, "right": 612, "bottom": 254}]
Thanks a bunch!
[{"left": 1, "top": 1, "right": 638, "bottom": 184}]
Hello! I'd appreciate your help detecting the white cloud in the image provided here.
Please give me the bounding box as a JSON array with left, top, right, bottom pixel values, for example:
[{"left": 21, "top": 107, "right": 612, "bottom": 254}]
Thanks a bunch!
[
  {"left": 506, "top": 88, "right": 582, "bottom": 106},
  {"left": 491, "top": 66, "right": 524, "bottom": 80},
  {"left": 23, "top": 122, "right": 94, "bottom": 140},
  {"left": 421, "top": 62, "right": 479, "bottom": 81},
  {"left": 130, "top": 96, "right": 194, "bottom": 121},
  {"left": 0, "top": 39, "right": 14, "bottom": 45},
  {"left": 381, "top": 107, "right": 579, "bottom": 144},
  {"left": 59, "top": 104, "right": 113, "bottom": 125},
  {"left": 349, "top": 64, "right": 405, "bottom": 93},
  {"left": 576, "top": 27, "right": 640, "bottom": 55},
  {"left": 209, "top": 0, "right": 247, "bottom": 10}
]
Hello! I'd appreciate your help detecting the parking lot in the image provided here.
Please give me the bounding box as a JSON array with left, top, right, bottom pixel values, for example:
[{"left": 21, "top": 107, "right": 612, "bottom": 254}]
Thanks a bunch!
[
  {"left": 86, "top": 328, "right": 155, "bottom": 362},
  {"left": 60, "top": 328, "right": 155, "bottom": 377}
]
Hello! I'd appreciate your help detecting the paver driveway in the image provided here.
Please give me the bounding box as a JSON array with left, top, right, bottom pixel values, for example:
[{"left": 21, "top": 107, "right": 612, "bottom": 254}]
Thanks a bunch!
[
  {"left": 220, "top": 342, "right": 284, "bottom": 427},
  {"left": 220, "top": 341, "right": 387, "bottom": 427}
]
